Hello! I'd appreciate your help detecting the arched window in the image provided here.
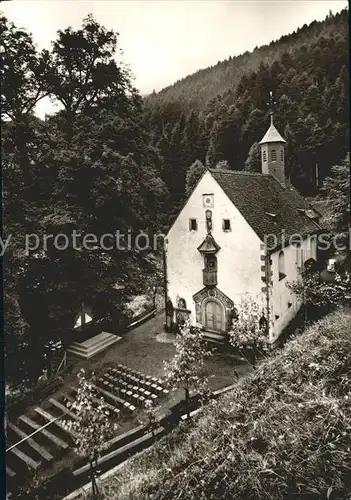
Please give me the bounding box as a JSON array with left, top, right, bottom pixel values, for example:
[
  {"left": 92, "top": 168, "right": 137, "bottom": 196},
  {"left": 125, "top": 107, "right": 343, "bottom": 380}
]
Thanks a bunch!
[
  {"left": 166, "top": 299, "right": 174, "bottom": 316},
  {"left": 271, "top": 149, "right": 277, "bottom": 162},
  {"left": 205, "top": 254, "right": 217, "bottom": 271},
  {"left": 259, "top": 315, "right": 268, "bottom": 333},
  {"left": 178, "top": 298, "right": 187, "bottom": 310},
  {"left": 278, "top": 251, "right": 286, "bottom": 280},
  {"left": 280, "top": 149, "right": 284, "bottom": 161},
  {"left": 295, "top": 242, "right": 302, "bottom": 270},
  {"left": 262, "top": 150, "right": 267, "bottom": 162},
  {"left": 176, "top": 298, "right": 189, "bottom": 327}
]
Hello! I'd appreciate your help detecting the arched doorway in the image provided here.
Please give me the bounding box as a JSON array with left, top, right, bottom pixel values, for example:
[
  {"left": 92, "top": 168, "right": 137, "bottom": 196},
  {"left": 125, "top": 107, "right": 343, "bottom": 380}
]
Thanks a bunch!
[{"left": 204, "top": 299, "right": 224, "bottom": 332}]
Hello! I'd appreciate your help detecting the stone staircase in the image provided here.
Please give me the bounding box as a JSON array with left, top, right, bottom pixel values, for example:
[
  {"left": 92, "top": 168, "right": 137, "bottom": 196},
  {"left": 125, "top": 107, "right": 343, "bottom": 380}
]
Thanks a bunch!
[
  {"left": 203, "top": 330, "right": 227, "bottom": 345},
  {"left": 67, "top": 331, "right": 121, "bottom": 359},
  {"left": 6, "top": 362, "right": 170, "bottom": 498}
]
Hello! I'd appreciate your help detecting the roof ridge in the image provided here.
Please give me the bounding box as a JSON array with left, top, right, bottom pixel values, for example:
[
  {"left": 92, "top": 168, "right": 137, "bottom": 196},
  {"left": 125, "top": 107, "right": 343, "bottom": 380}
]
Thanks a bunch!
[{"left": 210, "top": 169, "right": 264, "bottom": 177}]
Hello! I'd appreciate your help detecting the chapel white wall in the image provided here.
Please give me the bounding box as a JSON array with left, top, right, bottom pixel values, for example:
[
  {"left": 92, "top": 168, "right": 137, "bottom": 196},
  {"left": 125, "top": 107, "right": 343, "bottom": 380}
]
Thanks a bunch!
[
  {"left": 270, "top": 235, "right": 318, "bottom": 340},
  {"left": 165, "top": 171, "right": 264, "bottom": 325}
]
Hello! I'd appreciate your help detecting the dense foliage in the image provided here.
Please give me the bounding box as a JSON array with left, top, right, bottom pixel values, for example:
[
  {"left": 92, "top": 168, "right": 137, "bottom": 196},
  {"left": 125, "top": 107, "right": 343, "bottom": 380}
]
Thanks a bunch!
[
  {"left": 95, "top": 307, "right": 351, "bottom": 500},
  {"left": 319, "top": 153, "right": 350, "bottom": 240},
  {"left": 288, "top": 151, "right": 350, "bottom": 320},
  {"left": 62, "top": 369, "right": 117, "bottom": 496},
  {"left": 228, "top": 295, "right": 271, "bottom": 366},
  {"left": 164, "top": 321, "right": 212, "bottom": 417},
  {"left": 1, "top": 14, "right": 167, "bottom": 384},
  {"left": 289, "top": 270, "right": 351, "bottom": 318},
  {"left": 144, "top": 9, "right": 348, "bottom": 208}
]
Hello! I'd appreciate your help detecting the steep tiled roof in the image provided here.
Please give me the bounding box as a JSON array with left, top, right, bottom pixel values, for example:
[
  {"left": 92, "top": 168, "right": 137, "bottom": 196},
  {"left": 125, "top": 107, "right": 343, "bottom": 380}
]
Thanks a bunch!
[
  {"left": 259, "top": 123, "right": 286, "bottom": 144},
  {"left": 210, "top": 170, "right": 321, "bottom": 248},
  {"left": 311, "top": 199, "right": 331, "bottom": 218}
]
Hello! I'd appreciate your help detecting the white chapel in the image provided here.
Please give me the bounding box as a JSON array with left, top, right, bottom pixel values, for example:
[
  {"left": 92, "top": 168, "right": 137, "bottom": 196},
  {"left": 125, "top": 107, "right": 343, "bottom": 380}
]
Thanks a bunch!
[{"left": 163, "top": 110, "right": 322, "bottom": 342}]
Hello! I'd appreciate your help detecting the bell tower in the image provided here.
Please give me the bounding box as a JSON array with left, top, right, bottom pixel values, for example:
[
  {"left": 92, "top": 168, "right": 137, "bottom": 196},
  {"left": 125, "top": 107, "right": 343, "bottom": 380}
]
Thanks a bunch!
[{"left": 259, "top": 92, "right": 286, "bottom": 186}]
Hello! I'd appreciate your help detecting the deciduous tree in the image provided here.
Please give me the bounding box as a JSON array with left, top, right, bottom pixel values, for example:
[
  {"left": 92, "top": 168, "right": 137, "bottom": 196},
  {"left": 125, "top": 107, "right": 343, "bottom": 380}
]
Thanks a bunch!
[
  {"left": 228, "top": 295, "right": 271, "bottom": 367},
  {"left": 62, "top": 369, "right": 117, "bottom": 497},
  {"left": 164, "top": 321, "right": 212, "bottom": 419},
  {"left": 0, "top": 15, "right": 48, "bottom": 120},
  {"left": 42, "top": 14, "right": 135, "bottom": 121}
]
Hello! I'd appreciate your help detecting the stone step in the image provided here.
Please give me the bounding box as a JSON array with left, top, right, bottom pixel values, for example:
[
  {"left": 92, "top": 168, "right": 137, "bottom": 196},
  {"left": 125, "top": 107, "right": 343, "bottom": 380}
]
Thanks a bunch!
[
  {"left": 67, "top": 332, "right": 121, "bottom": 360},
  {"left": 18, "top": 415, "right": 69, "bottom": 449},
  {"left": 10, "top": 446, "right": 41, "bottom": 470},
  {"left": 67, "top": 339, "right": 114, "bottom": 357},
  {"left": 203, "top": 331, "right": 226, "bottom": 344},
  {"left": 73, "top": 427, "right": 164, "bottom": 476},
  {"left": 48, "top": 398, "right": 79, "bottom": 420},
  {"left": 104, "top": 424, "right": 145, "bottom": 450},
  {"left": 60, "top": 391, "right": 75, "bottom": 406},
  {"left": 8, "top": 422, "right": 54, "bottom": 461},
  {"left": 34, "top": 407, "right": 78, "bottom": 439}
]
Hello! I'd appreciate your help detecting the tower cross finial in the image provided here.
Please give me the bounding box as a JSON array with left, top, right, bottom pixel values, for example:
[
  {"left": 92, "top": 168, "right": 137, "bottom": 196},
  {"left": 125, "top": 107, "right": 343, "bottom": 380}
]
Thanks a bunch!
[{"left": 267, "top": 91, "right": 277, "bottom": 125}]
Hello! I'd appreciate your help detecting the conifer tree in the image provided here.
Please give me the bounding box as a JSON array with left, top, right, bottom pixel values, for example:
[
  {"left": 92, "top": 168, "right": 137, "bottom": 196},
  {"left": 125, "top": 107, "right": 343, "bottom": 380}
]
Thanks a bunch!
[
  {"left": 185, "top": 160, "right": 206, "bottom": 196},
  {"left": 320, "top": 153, "right": 350, "bottom": 240},
  {"left": 244, "top": 141, "right": 261, "bottom": 172}
]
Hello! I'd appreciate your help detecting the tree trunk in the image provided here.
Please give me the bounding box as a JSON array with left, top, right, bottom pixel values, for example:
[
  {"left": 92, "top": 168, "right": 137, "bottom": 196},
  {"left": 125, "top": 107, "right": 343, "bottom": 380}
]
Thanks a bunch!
[
  {"left": 46, "top": 349, "right": 52, "bottom": 378},
  {"left": 185, "top": 386, "right": 190, "bottom": 420},
  {"left": 152, "top": 284, "right": 157, "bottom": 307},
  {"left": 90, "top": 459, "right": 99, "bottom": 498}
]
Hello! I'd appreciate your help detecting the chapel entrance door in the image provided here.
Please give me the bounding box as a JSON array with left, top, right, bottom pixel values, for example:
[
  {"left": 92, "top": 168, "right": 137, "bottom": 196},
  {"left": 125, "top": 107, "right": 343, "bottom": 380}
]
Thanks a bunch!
[{"left": 204, "top": 300, "right": 224, "bottom": 332}]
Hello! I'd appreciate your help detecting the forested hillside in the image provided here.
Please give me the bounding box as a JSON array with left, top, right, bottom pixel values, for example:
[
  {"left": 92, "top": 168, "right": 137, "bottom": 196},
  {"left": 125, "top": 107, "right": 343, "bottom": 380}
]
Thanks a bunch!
[
  {"left": 146, "top": 9, "right": 347, "bottom": 109},
  {"left": 144, "top": 9, "right": 349, "bottom": 210}
]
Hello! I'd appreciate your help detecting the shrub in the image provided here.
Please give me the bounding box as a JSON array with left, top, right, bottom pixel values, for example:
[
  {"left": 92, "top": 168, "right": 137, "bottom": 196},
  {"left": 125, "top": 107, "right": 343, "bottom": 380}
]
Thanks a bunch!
[
  {"left": 228, "top": 295, "right": 271, "bottom": 366},
  {"left": 288, "top": 270, "right": 351, "bottom": 318},
  {"left": 164, "top": 321, "right": 212, "bottom": 418},
  {"left": 62, "top": 369, "right": 118, "bottom": 497}
]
